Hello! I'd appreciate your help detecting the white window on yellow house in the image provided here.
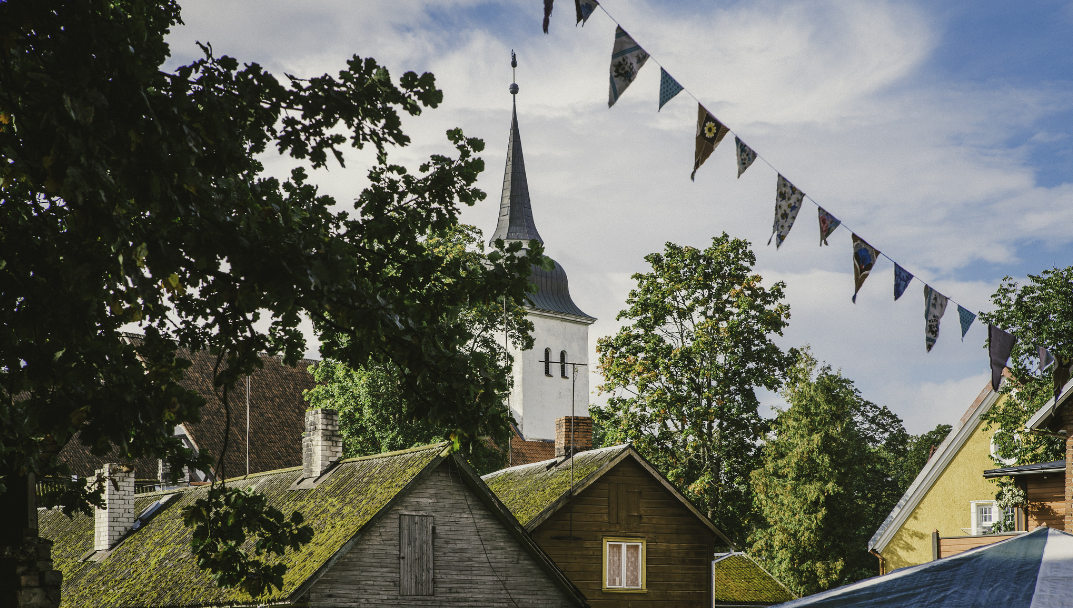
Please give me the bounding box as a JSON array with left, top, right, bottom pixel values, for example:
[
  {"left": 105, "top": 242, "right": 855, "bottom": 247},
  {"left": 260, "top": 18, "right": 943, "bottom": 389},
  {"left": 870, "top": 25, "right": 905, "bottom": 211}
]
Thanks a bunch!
[
  {"left": 970, "top": 501, "right": 997, "bottom": 535},
  {"left": 604, "top": 538, "right": 646, "bottom": 591}
]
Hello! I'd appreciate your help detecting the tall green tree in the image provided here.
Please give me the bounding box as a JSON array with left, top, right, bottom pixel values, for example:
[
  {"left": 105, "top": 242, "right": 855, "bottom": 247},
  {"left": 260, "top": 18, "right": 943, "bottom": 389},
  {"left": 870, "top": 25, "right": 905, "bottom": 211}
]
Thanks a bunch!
[
  {"left": 979, "top": 267, "right": 1073, "bottom": 467},
  {"left": 749, "top": 349, "right": 910, "bottom": 596},
  {"left": 305, "top": 225, "right": 533, "bottom": 475},
  {"left": 0, "top": 0, "right": 539, "bottom": 598},
  {"left": 594, "top": 234, "right": 793, "bottom": 539}
]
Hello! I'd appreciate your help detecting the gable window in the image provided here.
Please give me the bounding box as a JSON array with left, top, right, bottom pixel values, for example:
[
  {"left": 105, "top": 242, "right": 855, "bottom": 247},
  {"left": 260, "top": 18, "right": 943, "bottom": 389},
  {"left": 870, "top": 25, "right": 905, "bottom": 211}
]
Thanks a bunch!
[
  {"left": 603, "top": 537, "right": 646, "bottom": 591},
  {"left": 560, "top": 350, "right": 568, "bottom": 378},
  {"left": 544, "top": 348, "right": 552, "bottom": 376},
  {"left": 399, "top": 514, "right": 433, "bottom": 595}
]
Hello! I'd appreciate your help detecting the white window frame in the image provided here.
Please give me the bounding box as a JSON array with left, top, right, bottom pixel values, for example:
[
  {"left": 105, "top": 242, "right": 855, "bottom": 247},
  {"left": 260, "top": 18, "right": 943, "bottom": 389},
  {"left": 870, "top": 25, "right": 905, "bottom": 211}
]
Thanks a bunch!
[
  {"left": 970, "top": 500, "right": 997, "bottom": 535},
  {"left": 603, "top": 537, "right": 646, "bottom": 592}
]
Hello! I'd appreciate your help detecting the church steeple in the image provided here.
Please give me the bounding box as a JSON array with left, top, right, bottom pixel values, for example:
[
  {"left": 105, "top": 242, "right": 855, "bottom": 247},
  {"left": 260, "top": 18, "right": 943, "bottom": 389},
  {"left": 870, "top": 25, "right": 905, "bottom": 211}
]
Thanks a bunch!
[{"left": 490, "top": 51, "right": 543, "bottom": 247}]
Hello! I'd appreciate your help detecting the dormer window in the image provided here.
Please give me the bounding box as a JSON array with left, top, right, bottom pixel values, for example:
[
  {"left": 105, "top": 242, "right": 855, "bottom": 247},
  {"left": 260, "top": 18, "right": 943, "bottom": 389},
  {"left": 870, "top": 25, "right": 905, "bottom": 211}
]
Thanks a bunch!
[
  {"left": 560, "top": 351, "right": 568, "bottom": 378},
  {"left": 544, "top": 348, "right": 552, "bottom": 377}
]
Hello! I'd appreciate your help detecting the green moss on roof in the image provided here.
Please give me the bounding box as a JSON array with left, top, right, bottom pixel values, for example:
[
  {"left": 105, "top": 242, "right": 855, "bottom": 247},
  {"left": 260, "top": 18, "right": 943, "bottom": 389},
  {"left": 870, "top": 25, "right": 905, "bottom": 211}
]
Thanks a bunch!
[
  {"left": 40, "top": 442, "right": 447, "bottom": 607},
  {"left": 712, "top": 553, "right": 794, "bottom": 605},
  {"left": 481, "top": 445, "right": 628, "bottom": 526}
]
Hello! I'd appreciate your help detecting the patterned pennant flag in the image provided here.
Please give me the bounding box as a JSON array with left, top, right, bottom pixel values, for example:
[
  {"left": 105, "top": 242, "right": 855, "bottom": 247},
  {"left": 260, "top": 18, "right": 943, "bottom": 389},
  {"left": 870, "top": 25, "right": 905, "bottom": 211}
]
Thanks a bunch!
[
  {"left": 1039, "top": 346, "right": 1055, "bottom": 373},
  {"left": 957, "top": 305, "right": 976, "bottom": 341},
  {"left": 691, "top": 105, "right": 729, "bottom": 180},
  {"left": 575, "top": 0, "right": 597, "bottom": 25},
  {"left": 735, "top": 137, "right": 757, "bottom": 178},
  {"left": 923, "top": 285, "right": 949, "bottom": 352},
  {"left": 658, "top": 68, "right": 683, "bottom": 111},
  {"left": 893, "top": 263, "right": 913, "bottom": 301},
  {"left": 851, "top": 234, "right": 880, "bottom": 302},
  {"left": 543, "top": 0, "right": 554, "bottom": 33},
  {"left": 608, "top": 26, "right": 649, "bottom": 108},
  {"left": 769, "top": 175, "right": 804, "bottom": 248},
  {"left": 817, "top": 207, "right": 840, "bottom": 246},
  {"left": 988, "top": 325, "right": 1017, "bottom": 391}
]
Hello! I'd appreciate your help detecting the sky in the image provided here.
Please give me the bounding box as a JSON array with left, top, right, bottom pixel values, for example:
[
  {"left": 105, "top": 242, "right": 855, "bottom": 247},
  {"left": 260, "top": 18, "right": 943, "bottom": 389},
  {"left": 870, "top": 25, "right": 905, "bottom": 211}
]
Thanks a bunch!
[{"left": 164, "top": 0, "right": 1073, "bottom": 434}]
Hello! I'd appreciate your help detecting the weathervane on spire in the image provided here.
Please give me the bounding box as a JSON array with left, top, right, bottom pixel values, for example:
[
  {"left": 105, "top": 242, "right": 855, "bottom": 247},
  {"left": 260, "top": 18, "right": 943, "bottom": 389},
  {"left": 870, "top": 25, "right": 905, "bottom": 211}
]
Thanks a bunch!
[{"left": 509, "top": 50, "right": 519, "bottom": 96}]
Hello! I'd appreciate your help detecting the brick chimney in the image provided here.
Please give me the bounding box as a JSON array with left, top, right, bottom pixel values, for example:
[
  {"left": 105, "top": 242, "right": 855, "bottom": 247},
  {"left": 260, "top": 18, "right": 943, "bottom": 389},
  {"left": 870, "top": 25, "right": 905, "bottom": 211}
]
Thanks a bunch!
[
  {"left": 303, "top": 408, "right": 342, "bottom": 479},
  {"left": 93, "top": 463, "right": 135, "bottom": 551},
  {"left": 555, "top": 416, "right": 592, "bottom": 458}
]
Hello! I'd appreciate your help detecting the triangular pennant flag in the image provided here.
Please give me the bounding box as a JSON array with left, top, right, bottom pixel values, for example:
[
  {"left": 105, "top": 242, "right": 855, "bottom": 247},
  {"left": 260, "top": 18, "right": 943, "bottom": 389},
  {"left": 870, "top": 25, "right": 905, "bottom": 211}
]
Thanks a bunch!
[
  {"left": 893, "top": 263, "right": 913, "bottom": 301},
  {"left": 1054, "top": 356, "right": 1072, "bottom": 404},
  {"left": 608, "top": 26, "right": 649, "bottom": 108},
  {"left": 691, "top": 105, "right": 729, "bottom": 180},
  {"left": 543, "top": 0, "right": 554, "bottom": 33},
  {"left": 575, "top": 0, "right": 597, "bottom": 25},
  {"left": 1039, "top": 346, "right": 1055, "bottom": 373},
  {"left": 735, "top": 137, "right": 756, "bottom": 178},
  {"left": 658, "top": 68, "right": 683, "bottom": 111},
  {"left": 988, "top": 325, "right": 1016, "bottom": 391},
  {"left": 851, "top": 234, "right": 880, "bottom": 302},
  {"left": 924, "top": 285, "right": 949, "bottom": 352},
  {"left": 957, "top": 305, "right": 976, "bottom": 341},
  {"left": 769, "top": 175, "right": 804, "bottom": 248},
  {"left": 817, "top": 207, "right": 840, "bottom": 246}
]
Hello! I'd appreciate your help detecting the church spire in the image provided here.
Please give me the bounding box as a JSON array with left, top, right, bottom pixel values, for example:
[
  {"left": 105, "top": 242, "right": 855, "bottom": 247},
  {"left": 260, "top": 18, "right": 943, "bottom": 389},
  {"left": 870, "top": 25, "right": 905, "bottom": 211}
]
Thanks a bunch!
[{"left": 490, "top": 51, "right": 543, "bottom": 247}]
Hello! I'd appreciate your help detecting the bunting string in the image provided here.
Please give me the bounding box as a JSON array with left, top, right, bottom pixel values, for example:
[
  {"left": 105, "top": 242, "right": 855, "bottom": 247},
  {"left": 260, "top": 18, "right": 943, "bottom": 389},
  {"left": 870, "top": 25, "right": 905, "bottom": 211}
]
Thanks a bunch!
[{"left": 540, "top": 1, "right": 1063, "bottom": 388}]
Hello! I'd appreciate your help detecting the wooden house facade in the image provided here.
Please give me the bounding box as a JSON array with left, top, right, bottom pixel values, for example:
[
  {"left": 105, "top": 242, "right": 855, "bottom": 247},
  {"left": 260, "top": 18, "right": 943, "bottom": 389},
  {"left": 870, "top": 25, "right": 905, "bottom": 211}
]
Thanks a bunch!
[
  {"left": 40, "top": 411, "right": 588, "bottom": 608},
  {"left": 483, "top": 418, "right": 788, "bottom": 607}
]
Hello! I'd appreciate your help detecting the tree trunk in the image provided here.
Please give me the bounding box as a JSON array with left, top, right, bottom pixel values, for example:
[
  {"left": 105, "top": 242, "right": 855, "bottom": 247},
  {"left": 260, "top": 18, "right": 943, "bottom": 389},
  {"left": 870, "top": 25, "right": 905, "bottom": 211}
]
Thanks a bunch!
[{"left": 0, "top": 471, "right": 62, "bottom": 608}]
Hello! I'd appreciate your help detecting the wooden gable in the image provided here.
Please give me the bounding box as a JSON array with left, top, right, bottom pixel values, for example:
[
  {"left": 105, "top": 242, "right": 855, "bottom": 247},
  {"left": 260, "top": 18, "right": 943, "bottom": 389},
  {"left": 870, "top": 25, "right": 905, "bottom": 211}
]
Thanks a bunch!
[{"left": 528, "top": 456, "right": 728, "bottom": 607}]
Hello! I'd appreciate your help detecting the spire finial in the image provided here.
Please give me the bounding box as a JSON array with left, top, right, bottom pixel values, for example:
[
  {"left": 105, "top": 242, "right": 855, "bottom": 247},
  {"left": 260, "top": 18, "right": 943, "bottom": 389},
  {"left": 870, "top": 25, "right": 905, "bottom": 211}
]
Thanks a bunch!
[{"left": 509, "top": 50, "right": 519, "bottom": 96}]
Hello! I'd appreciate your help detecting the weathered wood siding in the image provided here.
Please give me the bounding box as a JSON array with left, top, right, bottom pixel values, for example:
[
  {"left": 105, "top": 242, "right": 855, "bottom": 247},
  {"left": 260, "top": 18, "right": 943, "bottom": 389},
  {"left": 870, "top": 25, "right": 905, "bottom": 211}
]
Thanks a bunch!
[
  {"left": 310, "top": 461, "right": 576, "bottom": 607},
  {"left": 531, "top": 457, "right": 718, "bottom": 607},
  {"left": 1026, "top": 474, "right": 1065, "bottom": 530}
]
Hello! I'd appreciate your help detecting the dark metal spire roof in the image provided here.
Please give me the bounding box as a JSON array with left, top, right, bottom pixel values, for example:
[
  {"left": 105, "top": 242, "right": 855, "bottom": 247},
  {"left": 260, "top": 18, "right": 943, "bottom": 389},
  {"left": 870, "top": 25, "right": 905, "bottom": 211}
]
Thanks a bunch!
[{"left": 490, "top": 99, "right": 543, "bottom": 246}]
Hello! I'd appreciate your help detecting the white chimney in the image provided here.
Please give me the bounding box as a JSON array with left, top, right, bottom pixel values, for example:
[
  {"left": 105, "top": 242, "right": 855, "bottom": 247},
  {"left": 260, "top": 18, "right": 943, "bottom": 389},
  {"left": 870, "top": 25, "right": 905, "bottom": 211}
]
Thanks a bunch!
[
  {"left": 303, "top": 408, "right": 342, "bottom": 479},
  {"left": 93, "top": 463, "right": 135, "bottom": 551}
]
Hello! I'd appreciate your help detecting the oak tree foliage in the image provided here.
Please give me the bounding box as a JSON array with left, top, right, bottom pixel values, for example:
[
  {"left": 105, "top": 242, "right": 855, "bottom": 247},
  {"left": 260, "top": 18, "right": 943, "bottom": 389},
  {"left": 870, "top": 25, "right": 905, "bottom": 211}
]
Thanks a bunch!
[{"left": 0, "top": 0, "right": 540, "bottom": 596}]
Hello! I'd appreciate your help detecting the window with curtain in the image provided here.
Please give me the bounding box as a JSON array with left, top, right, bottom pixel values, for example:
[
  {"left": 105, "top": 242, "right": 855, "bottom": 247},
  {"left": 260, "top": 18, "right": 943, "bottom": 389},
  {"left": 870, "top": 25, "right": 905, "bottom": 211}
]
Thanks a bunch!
[{"left": 604, "top": 538, "right": 645, "bottom": 590}]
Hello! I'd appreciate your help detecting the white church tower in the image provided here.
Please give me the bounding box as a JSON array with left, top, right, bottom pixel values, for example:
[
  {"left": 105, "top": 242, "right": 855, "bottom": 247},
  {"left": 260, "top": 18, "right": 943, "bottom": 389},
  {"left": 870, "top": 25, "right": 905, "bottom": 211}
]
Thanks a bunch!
[{"left": 493, "top": 56, "right": 596, "bottom": 442}]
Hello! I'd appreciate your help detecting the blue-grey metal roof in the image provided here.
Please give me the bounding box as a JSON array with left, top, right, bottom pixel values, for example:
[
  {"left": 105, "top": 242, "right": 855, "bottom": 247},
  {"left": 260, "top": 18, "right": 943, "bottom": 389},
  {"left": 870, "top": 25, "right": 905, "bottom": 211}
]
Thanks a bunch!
[
  {"left": 490, "top": 101, "right": 543, "bottom": 246},
  {"left": 983, "top": 460, "right": 1065, "bottom": 478},
  {"left": 526, "top": 259, "right": 595, "bottom": 322}
]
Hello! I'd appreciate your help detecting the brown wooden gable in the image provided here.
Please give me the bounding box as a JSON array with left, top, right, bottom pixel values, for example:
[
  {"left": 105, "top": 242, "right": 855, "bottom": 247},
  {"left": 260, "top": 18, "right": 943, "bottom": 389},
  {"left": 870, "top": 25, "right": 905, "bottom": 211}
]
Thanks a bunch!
[{"left": 529, "top": 455, "right": 732, "bottom": 607}]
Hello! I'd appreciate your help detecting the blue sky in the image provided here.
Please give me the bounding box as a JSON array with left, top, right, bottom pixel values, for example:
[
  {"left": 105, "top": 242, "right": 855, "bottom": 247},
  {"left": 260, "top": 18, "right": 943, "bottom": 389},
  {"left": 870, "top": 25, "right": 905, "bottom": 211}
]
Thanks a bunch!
[{"left": 166, "top": 0, "right": 1073, "bottom": 433}]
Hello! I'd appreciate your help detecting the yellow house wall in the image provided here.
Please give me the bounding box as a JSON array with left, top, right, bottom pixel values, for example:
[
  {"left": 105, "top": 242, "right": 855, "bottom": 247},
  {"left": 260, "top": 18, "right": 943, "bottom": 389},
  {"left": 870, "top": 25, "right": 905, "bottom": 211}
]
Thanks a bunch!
[{"left": 879, "top": 416, "right": 999, "bottom": 571}]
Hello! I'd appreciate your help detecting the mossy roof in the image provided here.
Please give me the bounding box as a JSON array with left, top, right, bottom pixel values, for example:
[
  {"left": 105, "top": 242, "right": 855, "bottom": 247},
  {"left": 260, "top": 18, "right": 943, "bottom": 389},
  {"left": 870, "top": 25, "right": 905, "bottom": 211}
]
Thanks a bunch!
[
  {"left": 39, "top": 443, "right": 448, "bottom": 607},
  {"left": 481, "top": 445, "right": 631, "bottom": 527},
  {"left": 711, "top": 553, "right": 795, "bottom": 606}
]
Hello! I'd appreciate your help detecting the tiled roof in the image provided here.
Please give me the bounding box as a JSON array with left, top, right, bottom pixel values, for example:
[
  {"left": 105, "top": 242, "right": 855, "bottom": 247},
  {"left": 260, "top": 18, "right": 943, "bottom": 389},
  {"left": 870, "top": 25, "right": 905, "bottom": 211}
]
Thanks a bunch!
[
  {"left": 508, "top": 426, "right": 555, "bottom": 466},
  {"left": 58, "top": 340, "right": 317, "bottom": 480},
  {"left": 711, "top": 552, "right": 795, "bottom": 606},
  {"left": 41, "top": 444, "right": 448, "bottom": 606}
]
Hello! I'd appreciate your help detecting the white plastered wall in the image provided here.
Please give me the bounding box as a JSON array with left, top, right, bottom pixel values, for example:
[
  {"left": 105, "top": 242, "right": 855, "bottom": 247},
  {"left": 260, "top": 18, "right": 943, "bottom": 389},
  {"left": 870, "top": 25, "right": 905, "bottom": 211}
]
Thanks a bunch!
[{"left": 507, "top": 311, "right": 591, "bottom": 441}]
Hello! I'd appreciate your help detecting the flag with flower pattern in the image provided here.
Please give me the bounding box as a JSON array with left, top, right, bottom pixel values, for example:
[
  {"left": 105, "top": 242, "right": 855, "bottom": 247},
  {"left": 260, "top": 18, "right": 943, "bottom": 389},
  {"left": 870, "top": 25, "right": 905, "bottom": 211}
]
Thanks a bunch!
[
  {"left": 817, "top": 207, "right": 840, "bottom": 246},
  {"left": 736, "top": 137, "right": 757, "bottom": 178},
  {"left": 924, "top": 285, "right": 949, "bottom": 352},
  {"left": 609, "top": 26, "right": 649, "bottom": 108},
  {"left": 691, "top": 105, "right": 729, "bottom": 180},
  {"left": 851, "top": 234, "right": 880, "bottom": 303},
  {"left": 957, "top": 305, "right": 976, "bottom": 341},
  {"left": 894, "top": 264, "right": 913, "bottom": 301},
  {"left": 659, "top": 68, "right": 683, "bottom": 111},
  {"left": 1039, "top": 346, "right": 1055, "bottom": 373},
  {"left": 575, "top": 0, "right": 598, "bottom": 25},
  {"left": 989, "top": 325, "right": 1016, "bottom": 390},
  {"left": 769, "top": 175, "right": 804, "bottom": 248}
]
